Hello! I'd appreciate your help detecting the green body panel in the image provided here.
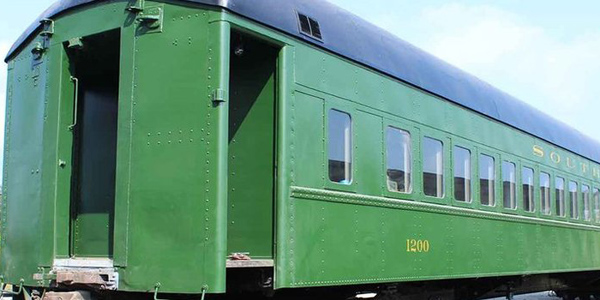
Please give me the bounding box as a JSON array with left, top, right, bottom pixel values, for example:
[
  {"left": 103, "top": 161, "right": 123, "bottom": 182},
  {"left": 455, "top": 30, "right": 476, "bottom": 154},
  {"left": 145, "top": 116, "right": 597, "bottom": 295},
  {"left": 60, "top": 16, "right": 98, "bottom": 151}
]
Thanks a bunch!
[
  {"left": 2, "top": 2, "right": 228, "bottom": 293},
  {"left": 3, "top": 0, "right": 600, "bottom": 295},
  {"left": 119, "top": 4, "right": 227, "bottom": 292},
  {"left": 2, "top": 46, "right": 48, "bottom": 285},
  {"left": 278, "top": 38, "right": 600, "bottom": 287},
  {"left": 227, "top": 33, "right": 277, "bottom": 258}
]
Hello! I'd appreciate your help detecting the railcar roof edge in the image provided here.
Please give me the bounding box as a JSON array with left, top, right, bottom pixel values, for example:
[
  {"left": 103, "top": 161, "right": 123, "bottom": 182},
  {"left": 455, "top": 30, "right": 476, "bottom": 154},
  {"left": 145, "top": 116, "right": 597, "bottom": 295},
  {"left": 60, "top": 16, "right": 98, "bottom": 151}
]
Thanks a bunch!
[{"left": 6, "top": 0, "right": 600, "bottom": 163}]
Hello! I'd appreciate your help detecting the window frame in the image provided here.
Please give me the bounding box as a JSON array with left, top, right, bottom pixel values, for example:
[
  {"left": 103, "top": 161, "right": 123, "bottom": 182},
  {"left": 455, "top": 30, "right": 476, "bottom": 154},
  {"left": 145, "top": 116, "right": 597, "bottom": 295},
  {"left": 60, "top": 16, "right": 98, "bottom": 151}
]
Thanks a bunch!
[
  {"left": 324, "top": 105, "right": 356, "bottom": 193},
  {"left": 382, "top": 120, "right": 420, "bottom": 202},
  {"left": 539, "top": 170, "right": 552, "bottom": 217},
  {"left": 501, "top": 159, "right": 519, "bottom": 213},
  {"left": 521, "top": 165, "right": 536, "bottom": 214},
  {"left": 477, "top": 152, "right": 497, "bottom": 209},
  {"left": 568, "top": 180, "right": 579, "bottom": 221},
  {"left": 554, "top": 175, "right": 567, "bottom": 219},
  {"left": 582, "top": 183, "right": 592, "bottom": 222},
  {"left": 474, "top": 147, "right": 501, "bottom": 213},
  {"left": 593, "top": 187, "right": 600, "bottom": 224},
  {"left": 452, "top": 144, "right": 473, "bottom": 205},
  {"left": 384, "top": 124, "right": 414, "bottom": 196},
  {"left": 420, "top": 131, "right": 449, "bottom": 205}
]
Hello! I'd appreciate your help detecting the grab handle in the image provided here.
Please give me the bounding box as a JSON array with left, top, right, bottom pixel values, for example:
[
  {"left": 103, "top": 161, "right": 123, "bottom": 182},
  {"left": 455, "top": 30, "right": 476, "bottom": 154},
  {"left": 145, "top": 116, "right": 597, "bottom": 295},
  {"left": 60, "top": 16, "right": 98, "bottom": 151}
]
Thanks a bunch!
[
  {"left": 68, "top": 76, "right": 79, "bottom": 131},
  {"left": 0, "top": 279, "right": 24, "bottom": 300}
]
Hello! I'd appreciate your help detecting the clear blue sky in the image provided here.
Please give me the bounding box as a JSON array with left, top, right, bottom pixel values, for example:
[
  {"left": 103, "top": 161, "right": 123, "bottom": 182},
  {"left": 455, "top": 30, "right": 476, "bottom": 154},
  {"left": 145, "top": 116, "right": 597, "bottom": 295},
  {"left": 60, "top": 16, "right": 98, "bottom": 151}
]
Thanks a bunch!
[
  {"left": 1, "top": 0, "right": 600, "bottom": 157},
  {"left": 326, "top": 0, "right": 600, "bottom": 144}
]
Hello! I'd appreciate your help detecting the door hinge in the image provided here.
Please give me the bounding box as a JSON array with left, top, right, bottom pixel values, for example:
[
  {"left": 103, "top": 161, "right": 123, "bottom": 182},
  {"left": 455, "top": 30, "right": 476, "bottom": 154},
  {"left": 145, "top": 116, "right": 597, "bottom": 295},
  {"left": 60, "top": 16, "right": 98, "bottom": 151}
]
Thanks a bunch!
[{"left": 212, "top": 89, "right": 227, "bottom": 103}]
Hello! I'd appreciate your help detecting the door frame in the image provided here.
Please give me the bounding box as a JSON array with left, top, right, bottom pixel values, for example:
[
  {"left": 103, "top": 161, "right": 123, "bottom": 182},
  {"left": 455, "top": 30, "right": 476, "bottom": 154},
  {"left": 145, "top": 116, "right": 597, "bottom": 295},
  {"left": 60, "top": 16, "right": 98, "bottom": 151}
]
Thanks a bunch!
[{"left": 53, "top": 25, "right": 134, "bottom": 266}]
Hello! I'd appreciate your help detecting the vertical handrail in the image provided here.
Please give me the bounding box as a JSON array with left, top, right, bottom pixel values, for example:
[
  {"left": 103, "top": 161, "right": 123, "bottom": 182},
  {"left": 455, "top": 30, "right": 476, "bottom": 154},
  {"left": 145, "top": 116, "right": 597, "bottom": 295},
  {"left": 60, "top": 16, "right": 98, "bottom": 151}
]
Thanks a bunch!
[{"left": 68, "top": 76, "right": 79, "bottom": 131}]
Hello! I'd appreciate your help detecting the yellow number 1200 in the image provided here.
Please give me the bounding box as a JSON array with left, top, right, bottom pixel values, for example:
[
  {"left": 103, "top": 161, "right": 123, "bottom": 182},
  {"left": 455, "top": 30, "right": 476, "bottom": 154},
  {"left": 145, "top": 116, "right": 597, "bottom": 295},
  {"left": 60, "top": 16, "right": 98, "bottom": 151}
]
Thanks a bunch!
[{"left": 406, "top": 239, "right": 430, "bottom": 253}]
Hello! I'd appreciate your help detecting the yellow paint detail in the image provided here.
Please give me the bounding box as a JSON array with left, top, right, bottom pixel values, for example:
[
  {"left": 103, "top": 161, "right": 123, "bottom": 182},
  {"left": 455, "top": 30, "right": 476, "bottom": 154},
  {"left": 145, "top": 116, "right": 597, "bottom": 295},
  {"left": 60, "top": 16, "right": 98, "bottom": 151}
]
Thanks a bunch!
[
  {"left": 406, "top": 239, "right": 430, "bottom": 253},
  {"left": 567, "top": 157, "right": 576, "bottom": 169},
  {"left": 533, "top": 145, "right": 544, "bottom": 158},
  {"left": 550, "top": 152, "right": 561, "bottom": 164}
]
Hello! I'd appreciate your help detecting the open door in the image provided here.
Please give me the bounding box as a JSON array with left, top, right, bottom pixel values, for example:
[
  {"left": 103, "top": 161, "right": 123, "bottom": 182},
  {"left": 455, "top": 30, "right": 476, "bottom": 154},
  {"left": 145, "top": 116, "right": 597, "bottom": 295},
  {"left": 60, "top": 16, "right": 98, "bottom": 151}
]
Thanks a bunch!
[
  {"left": 227, "top": 31, "right": 279, "bottom": 261},
  {"left": 64, "top": 30, "right": 121, "bottom": 258}
]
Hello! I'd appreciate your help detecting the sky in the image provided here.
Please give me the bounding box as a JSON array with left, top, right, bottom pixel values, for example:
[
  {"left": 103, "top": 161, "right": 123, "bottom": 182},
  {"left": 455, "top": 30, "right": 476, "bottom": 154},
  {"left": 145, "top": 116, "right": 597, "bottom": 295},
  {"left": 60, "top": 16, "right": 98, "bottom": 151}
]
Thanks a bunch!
[
  {"left": 1, "top": 0, "right": 600, "bottom": 161},
  {"left": 325, "top": 0, "right": 600, "bottom": 143}
]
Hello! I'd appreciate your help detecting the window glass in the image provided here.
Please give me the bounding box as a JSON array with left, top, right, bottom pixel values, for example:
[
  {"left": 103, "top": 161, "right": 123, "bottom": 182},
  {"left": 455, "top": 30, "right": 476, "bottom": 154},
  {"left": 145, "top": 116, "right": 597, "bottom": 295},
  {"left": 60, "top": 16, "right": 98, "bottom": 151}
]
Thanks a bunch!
[
  {"left": 522, "top": 167, "right": 534, "bottom": 212},
  {"left": 386, "top": 127, "right": 412, "bottom": 193},
  {"left": 583, "top": 185, "right": 591, "bottom": 221},
  {"left": 423, "top": 137, "right": 444, "bottom": 198},
  {"left": 556, "top": 177, "right": 566, "bottom": 217},
  {"left": 502, "top": 161, "right": 517, "bottom": 209},
  {"left": 540, "top": 173, "right": 551, "bottom": 215},
  {"left": 328, "top": 110, "right": 352, "bottom": 184},
  {"left": 453, "top": 146, "right": 471, "bottom": 202},
  {"left": 569, "top": 181, "right": 579, "bottom": 219},
  {"left": 594, "top": 188, "right": 600, "bottom": 223},
  {"left": 479, "top": 154, "right": 495, "bottom": 206}
]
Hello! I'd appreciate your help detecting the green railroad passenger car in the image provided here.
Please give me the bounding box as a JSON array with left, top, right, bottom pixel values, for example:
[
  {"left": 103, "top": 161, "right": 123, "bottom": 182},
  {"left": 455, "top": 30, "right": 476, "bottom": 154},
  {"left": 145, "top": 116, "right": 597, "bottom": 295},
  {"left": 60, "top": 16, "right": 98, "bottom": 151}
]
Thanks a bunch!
[{"left": 3, "top": 0, "right": 600, "bottom": 299}]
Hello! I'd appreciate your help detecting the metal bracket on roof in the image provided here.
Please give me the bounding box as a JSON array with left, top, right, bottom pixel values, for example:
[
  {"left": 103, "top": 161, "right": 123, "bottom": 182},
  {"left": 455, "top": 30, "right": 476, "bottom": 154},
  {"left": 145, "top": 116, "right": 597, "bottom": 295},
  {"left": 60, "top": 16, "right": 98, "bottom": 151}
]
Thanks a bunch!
[
  {"left": 137, "top": 6, "right": 163, "bottom": 30},
  {"left": 40, "top": 18, "right": 55, "bottom": 37},
  {"left": 126, "top": 0, "right": 145, "bottom": 13},
  {"left": 31, "top": 18, "right": 54, "bottom": 64}
]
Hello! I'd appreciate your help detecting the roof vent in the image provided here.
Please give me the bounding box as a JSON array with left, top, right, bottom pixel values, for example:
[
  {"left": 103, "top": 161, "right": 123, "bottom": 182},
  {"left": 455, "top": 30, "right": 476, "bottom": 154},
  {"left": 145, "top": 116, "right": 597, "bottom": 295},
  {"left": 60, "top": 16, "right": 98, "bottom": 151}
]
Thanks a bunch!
[{"left": 297, "top": 13, "right": 322, "bottom": 41}]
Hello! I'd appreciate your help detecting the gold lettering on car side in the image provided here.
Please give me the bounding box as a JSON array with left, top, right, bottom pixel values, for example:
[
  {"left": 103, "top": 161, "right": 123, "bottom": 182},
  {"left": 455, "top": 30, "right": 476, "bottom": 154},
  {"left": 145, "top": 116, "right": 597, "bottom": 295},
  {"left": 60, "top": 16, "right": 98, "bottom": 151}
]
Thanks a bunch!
[
  {"left": 550, "top": 152, "right": 561, "bottom": 164},
  {"left": 533, "top": 145, "right": 544, "bottom": 158},
  {"left": 406, "top": 239, "right": 430, "bottom": 253},
  {"left": 566, "top": 157, "right": 576, "bottom": 169},
  {"left": 581, "top": 163, "right": 589, "bottom": 174},
  {"left": 533, "top": 145, "right": 598, "bottom": 178}
]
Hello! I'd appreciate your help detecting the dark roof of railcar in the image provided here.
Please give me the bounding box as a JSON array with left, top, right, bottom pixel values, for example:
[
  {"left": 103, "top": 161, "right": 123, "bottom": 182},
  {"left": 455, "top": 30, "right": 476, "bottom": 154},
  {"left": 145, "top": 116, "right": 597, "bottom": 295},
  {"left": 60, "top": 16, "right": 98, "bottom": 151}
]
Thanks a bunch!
[{"left": 7, "top": 0, "right": 600, "bottom": 163}]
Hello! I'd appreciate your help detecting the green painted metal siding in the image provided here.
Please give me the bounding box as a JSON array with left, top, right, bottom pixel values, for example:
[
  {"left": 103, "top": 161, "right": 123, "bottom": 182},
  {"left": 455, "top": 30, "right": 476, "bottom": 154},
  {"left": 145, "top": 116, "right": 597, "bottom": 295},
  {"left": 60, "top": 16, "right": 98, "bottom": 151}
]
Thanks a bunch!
[
  {"left": 2, "top": 2, "right": 228, "bottom": 293},
  {"left": 115, "top": 3, "right": 228, "bottom": 293},
  {"left": 277, "top": 29, "right": 600, "bottom": 288},
  {"left": 3, "top": 0, "right": 600, "bottom": 295},
  {"left": 1, "top": 47, "right": 48, "bottom": 286}
]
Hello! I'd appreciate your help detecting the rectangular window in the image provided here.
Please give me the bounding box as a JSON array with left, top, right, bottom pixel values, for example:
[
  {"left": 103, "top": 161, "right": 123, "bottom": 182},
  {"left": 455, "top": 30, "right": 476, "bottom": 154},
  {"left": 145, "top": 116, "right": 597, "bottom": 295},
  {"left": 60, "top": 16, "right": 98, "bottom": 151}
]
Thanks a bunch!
[
  {"left": 453, "top": 146, "right": 471, "bottom": 202},
  {"left": 386, "top": 127, "right": 412, "bottom": 193},
  {"left": 540, "top": 172, "right": 551, "bottom": 215},
  {"left": 503, "top": 161, "right": 517, "bottom": 209},
  {"left": 569, "top": 181, "right": 578, "bottom": 219},
  {"left": 556, "top": 177, "right": 566, "bottom": 217},
  {"left": 479, "top": 154, "right": 495, "bottom": 206},
  {"left": 423, "top": 137, "right": 444, "bottom": 198},
  {"left": 522, "top": 167, "right": 534, "bottom": 212},
  {"left": 328, "top": 110, "right": 352, "bottom": 184},
  {"left": 583, "top": 185, "right": 591, "bottom": 221},
  {"left": 594, "top": 188, "right": 600, "bottom": 223}
]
